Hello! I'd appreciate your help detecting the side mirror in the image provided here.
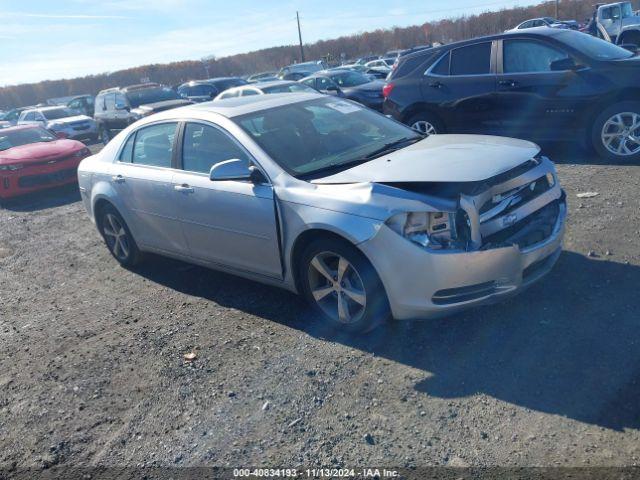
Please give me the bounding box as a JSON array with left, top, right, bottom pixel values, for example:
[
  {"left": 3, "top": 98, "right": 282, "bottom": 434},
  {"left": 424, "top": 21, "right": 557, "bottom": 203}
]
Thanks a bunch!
[
  {"left": 550, "top": 57, "right": 579, "bottom": 71},
  {"left": 54, "top": 131, "right": 69, "bottom": 139},
  {"left": 209, "top": 159, "right": 266, "bottom": 183}
]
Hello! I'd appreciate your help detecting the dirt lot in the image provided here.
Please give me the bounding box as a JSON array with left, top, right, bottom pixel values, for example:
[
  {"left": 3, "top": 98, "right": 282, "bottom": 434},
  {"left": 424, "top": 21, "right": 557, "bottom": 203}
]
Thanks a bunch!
[{"left": 1, "top": 142, "right": 639, "bottom": 474}]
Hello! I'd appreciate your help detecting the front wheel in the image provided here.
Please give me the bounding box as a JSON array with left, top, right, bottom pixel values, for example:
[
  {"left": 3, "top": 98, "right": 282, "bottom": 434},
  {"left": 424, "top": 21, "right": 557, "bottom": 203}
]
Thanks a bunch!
[
  {"left": 299, "top": 238, "right": 390, "bottom": 333},
  {"left": 592, "top": 101, "right": 640, "bottom": 162}
]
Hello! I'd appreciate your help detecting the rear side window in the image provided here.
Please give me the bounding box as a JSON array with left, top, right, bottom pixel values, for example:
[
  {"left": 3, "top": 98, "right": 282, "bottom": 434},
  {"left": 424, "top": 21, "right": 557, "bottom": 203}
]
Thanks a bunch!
[
  {"left": 450, "top": 42, "right": 492, "bottom": 75},
  {"left": 118, "top": 133, "right": 135, "bottom": 163},
  {"left": 430, "top": 52, "right": 450, "bottom": 75},
  {"left": 131, "top": 123, "right": 177, "bottom": 168}
]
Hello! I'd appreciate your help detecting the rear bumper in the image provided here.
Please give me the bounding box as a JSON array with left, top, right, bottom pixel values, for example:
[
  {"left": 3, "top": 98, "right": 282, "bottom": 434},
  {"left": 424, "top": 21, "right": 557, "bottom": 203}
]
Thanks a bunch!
[{"left": 360, "top": 198, "right": 566, "bottom": 320}]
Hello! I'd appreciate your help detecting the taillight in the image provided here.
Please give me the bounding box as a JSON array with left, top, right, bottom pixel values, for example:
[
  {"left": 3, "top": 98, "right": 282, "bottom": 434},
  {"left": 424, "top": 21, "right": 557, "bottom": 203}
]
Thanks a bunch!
[{"left": 382, "top": 82, "right": 395, "bottom": 99}]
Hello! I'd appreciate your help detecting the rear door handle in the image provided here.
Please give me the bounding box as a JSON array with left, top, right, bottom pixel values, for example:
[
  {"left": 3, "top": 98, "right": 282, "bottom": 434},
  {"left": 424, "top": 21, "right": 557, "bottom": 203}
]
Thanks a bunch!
[
  {"left": 111, "top": 175, "right": 125, "bottom": 183},
  {"left": 498, "top": 79, "right": 519, "bottom": 88},
  {"left": 174, "top": 184, "right": 194, "bottom": 193},
  {"left": 429, "top": 81, "right": 444, "bottom": 89}
]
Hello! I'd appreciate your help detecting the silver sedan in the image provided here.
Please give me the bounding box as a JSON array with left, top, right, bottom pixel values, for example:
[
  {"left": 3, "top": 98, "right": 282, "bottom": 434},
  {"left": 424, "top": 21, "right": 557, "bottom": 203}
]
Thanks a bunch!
[{"left": 78, "top": 93, "right": 566, "bottom": 332}]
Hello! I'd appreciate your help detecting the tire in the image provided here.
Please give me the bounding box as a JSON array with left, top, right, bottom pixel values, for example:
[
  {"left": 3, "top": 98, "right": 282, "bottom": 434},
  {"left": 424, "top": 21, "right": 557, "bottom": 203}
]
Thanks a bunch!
[
  {"left": 406, "top": 112, "right": 444, "bottom": 136},
  {"left": 591, "top": 101, "right": 640, "bottom": 163},
  {"left": 99, "top": 126, "right": 111, "bottom": 146},
  {"left": 298, "top": 237, "right": 390, "bottom": 333},
  {"left": 97, "top": 204, "right": 142, "bottom": 267}
]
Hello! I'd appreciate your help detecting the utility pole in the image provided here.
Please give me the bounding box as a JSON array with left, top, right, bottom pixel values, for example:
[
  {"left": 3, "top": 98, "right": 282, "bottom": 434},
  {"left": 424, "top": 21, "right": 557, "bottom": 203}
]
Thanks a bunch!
[
  {"left": 555, "top": 0, "right": 559, "bottom": 19},
  {"left": 296, "top": 11, "right": 305, "bottom": 63}
]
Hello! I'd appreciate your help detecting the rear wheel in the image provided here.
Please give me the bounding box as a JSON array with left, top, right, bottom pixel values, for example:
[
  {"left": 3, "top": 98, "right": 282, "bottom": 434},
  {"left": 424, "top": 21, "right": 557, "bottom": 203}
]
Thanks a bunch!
[
  {"left": 406, "top": 112, "right": 444, "bottom": 136},
  {"left": 299, "top": 238, "right": 389, "bottom": 333},
  {"left": 97, "top": 204, "right": 141, "bottom": 267},
  {"left": 592, "top": 101, "right": 640, "bottom": 162}
]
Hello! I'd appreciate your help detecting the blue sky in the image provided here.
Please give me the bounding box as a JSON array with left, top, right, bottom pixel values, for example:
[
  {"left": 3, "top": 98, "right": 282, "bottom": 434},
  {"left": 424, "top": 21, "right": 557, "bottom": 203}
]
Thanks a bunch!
[{"left": 0, "top": 0, "right": 538, "bottom": 86}]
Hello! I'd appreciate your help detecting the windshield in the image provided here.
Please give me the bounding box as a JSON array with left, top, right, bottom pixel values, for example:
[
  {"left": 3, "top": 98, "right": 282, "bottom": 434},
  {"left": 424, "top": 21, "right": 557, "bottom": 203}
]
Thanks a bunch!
[
  {"left": 0, "top": 127, "right": 56, "bottom": 151},
  {"left": 215, "top": 79, "right": 247, "bottom": 91},
  {"left": 236, "top": 97, "right": 420, "bottom": 178},
  {"left": 559, "top": 30, "right": 633, "bottom": 60},
  {"left": 126, "top": 87, "right": 180, "bottom": 108},
  {"left": 42, "top": 108, "right": 75, "bottom": 120},
  {"left": 329, "top": 71, "right": 370, "bottom": 87},
  {"left": 179, "top": 84, "right": 216, "bottom": 97},
  {"left": 263, "top": 83, "right": 315, "bottom": 93}
]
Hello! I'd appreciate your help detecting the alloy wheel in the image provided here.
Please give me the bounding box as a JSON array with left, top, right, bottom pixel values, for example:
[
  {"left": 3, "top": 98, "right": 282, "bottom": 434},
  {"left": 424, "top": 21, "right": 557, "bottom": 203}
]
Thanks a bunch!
[
  {"left": 411, "top": 120, "right": 437, "bottom": 136},
  {"left": 102, "top": 213, "right": 130, "bottom": 261},
  {"left": 601, "top": 112, "right": 640, "bottom": 157},
  {"left": 307, "top": 251, "right": 367, "bottom": 324}
]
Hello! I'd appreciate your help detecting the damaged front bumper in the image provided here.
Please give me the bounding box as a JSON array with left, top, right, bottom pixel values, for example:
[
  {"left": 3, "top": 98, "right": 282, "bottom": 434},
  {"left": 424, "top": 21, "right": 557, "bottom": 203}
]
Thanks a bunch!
[{"left": 359, "top": 157, "right": 567, "bottom": 320}]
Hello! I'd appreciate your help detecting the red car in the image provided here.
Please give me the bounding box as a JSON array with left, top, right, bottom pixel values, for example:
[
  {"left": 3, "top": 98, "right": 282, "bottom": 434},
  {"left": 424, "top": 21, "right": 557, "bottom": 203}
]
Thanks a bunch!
[{"left": 0, "top": 125, "right": 90, "bottom": 199}]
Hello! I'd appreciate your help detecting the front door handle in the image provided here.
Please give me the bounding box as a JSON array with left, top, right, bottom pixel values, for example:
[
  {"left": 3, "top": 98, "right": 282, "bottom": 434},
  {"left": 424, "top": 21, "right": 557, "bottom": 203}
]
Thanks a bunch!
[
  {"left": 429, "top": 81, "right": 444, "bottom": 89},
  {"left": 174, "top": 184, "right": 194, "bottom": 193},
  {"left": 498, "top": 79, "right": 519, "bottom": 88},
  {"left": 111, "top": 175, "right": 125, "bottom": 184}
]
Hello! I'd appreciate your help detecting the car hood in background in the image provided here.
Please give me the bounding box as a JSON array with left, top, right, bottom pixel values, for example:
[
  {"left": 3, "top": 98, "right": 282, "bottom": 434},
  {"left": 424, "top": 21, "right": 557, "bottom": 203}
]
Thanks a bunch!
[
  {"left": 312, "top": 134, "right": 540, "bottom": 184},
  {"left": 345, "top": 80, "right": 385, "bottom": 93},
  {"left": 0, "top": 139, "right": 85, "bottom": 165},
  {"left": 47, "top": 115, "right": 93, "bottom": 125},
  {"left": 136, "top": 99, "right": 193, "bottom": 113}
]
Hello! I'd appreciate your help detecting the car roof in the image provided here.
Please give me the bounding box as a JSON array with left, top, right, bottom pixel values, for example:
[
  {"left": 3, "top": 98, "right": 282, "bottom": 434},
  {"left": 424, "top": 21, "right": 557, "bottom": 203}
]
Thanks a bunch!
[
  {"left": 251, "top": 80, "right": 297, "bottom": 88},
  {"left": 152, "top": 92, "right": 324, "bottom": 120},
  {"left": 25, "top": 105, "right": 69, "bottom": 113},
  {"left": 402, "top": 26, "right": 567, "bottom": 61}
]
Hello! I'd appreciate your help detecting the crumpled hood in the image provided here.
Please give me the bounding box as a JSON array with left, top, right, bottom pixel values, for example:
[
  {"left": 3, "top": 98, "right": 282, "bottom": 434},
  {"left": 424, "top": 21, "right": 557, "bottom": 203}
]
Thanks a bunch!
[
  {"left": 313, "top": 134, "right": 540, "bottom": 184},
  {"left": 0, "top": 139, "right": 85, "bottom": 165}
]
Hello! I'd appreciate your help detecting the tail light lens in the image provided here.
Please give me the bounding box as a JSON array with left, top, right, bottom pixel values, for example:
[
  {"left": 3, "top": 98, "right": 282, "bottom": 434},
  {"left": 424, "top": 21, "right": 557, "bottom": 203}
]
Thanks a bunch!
[{"left": 382, "top": 82, "right": 395, "bottom": 98}]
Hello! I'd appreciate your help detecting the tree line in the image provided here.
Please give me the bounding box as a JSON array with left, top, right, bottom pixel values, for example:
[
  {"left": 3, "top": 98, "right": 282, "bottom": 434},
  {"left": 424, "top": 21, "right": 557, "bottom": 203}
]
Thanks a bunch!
[{"left": 0, "top": 0, "right": 634, "bottom": 109}]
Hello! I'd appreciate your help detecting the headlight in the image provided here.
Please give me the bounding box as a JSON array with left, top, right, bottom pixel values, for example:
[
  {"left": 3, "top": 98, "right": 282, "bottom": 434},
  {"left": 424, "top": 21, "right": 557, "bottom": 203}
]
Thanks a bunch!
[
  {"left": 0, "top": 164, "right": 24, "bottom": 171},
  {"left": 386, "top": 211, "right": 456, "bottom": 249}
]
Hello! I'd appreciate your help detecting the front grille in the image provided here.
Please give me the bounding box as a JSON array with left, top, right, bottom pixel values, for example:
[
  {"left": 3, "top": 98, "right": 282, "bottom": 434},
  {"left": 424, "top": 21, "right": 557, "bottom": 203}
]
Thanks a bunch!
[
  {"left": 18, "top": 168, "right": 76, "bottom": 188},
  {"left": 479, "top": 175, "right": 551, "bottom": 218},
  {"left": 482, "top": 200, "right": 560, "bottom": 249}
]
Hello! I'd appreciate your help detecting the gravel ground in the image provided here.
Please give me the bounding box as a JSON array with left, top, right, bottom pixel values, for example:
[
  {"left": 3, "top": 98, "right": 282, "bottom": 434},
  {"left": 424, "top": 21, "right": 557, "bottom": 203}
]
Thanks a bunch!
[{"left": 0, "top": 143, "right": 639, "bottom": 473}]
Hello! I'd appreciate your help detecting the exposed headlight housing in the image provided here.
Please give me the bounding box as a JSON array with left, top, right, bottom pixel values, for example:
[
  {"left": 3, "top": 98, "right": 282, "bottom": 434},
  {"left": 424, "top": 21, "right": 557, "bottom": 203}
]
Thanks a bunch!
[{"left": 386, "top": 211, "right": 456, "bottom": 249}]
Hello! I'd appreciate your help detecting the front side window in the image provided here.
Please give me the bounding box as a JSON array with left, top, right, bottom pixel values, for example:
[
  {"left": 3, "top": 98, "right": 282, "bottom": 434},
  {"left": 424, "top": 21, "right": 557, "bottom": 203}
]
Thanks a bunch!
[
  {"left": 503, "top": 40, "right": 569, "bottom": 73},
  {"left": 182, "top": 123, "right": 250, "bottom": 174},
  {"left": 104, "top": 93, "right": 116, "bottom": 110},
  {"left": 236, "top": 97, "right": 420, "bottom": 178},
  {"left": 317, "top": 77, "right": 337, "bottom": 91},
  {"left": 241, "top": 89, "right": 260, "bottom": 96},
  {"left": 450, "top": 42, "right": 492, "bottom": 75},
  {"left": 23, "top": 112, "right": 36, "bottom": 121},
  {"left": 131, "top": 123, "right": 177, "bottom": 168},
  {"left": 329, "top": 71, "right": 370, "bottom": 87}
]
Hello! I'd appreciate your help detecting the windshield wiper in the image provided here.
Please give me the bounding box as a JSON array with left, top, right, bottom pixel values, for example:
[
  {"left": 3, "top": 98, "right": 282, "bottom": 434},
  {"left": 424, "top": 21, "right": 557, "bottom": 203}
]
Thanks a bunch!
[{"left": 361, "top": 136, "right": 422, "bottom": 161}]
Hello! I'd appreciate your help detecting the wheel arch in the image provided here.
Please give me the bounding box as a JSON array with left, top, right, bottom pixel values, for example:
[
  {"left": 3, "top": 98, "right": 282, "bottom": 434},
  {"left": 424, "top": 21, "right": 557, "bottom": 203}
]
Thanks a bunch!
[
  {"left": 289, "top": 228, "right": 371, "bottom": 294},
  {"left": 400, "top": 102, "right": 446, "bottom": 129},
  {"left": 582, "top": 92, "right": 640, "bottom": 140}
]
